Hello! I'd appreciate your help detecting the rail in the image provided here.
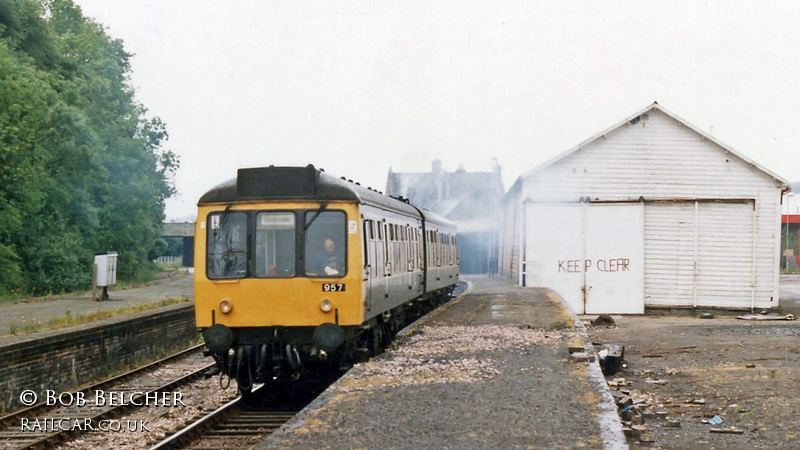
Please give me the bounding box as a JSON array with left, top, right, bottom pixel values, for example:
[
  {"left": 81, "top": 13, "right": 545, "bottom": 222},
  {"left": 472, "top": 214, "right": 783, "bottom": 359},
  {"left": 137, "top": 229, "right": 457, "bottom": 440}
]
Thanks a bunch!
[{"left": 0, "top": 344, "right": 209, "bottom": 449}]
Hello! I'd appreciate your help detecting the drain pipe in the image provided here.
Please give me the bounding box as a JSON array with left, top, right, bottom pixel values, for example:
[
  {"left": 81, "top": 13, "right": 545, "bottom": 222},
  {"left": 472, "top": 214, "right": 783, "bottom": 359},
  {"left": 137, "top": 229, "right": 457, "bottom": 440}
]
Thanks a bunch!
[
  {"left": 751, "top": 201, "right": 756, "bottom": 313},
  {"left": 692, "top": 201, "right": 698, "bottom": 308}
]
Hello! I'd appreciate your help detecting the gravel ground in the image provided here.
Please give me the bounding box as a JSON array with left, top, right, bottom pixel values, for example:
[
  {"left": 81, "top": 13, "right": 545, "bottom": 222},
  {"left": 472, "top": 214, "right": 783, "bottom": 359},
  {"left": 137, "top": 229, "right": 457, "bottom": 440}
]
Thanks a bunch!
[
  {"left": 261, "top": 276, "right": 608, "bottom": 449},
  {"left": 56, "top": 370, "right": 240, "bottom": 449},
  {"left": 586, "top": 277, "right": 800, "bottom": 450}
]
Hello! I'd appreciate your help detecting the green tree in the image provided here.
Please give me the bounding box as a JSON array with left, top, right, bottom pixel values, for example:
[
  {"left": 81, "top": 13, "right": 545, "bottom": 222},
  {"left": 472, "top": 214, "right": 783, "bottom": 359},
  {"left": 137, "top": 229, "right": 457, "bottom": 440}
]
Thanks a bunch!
[{"left": 0, "top": 0, "right": 178, "bottom": 295}]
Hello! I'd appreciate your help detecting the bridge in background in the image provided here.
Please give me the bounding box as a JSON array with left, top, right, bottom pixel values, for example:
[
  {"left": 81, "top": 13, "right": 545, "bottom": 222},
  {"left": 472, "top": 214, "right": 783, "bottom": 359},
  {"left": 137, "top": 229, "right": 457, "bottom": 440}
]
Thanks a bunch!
[{"left": 163, "top": 223, "right": 195, "bottom": 267}]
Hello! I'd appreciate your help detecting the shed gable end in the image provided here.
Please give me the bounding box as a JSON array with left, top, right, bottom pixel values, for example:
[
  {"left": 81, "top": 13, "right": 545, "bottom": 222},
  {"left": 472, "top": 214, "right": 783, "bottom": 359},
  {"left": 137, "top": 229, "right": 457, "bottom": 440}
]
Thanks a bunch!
[{"left": 522, "top": 109, "right": 778, "bottom": 202}]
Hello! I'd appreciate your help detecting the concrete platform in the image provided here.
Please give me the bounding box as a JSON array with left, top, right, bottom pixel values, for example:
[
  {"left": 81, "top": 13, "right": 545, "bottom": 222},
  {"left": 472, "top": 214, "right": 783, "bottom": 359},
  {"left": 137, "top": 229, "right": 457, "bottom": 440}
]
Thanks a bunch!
[
  {"left": 0, "top": 270, "right": 193, "bottom": 346},
  {"left": 260, "top": 276, "right": 626, "bottom": 449}
]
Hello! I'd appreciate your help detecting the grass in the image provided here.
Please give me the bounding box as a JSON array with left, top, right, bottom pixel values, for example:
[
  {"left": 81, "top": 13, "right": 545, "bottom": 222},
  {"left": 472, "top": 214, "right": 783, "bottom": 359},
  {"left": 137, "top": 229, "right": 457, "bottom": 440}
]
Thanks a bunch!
[
  {"left": 5, "top": 296, "right": 191, "bottom": 338},
  {"left": 8, "top": 316, "right": 43, "bottom": 335},
  {"left": 111, "top": 263, "right": 187, "bottom": 290},
  {"left": 0, "top": 261, "right": 187, "bottom": 305},
  {"left": 155, "top": 260, "right": 183, "bottom": 272}
]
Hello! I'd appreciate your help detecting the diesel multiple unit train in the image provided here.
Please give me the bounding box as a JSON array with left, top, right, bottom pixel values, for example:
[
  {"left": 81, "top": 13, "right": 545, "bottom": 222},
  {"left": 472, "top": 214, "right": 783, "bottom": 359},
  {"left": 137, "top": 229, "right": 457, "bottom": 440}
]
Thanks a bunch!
[{"left": 195, "top": 165, "right": 459, "bottom": 392}]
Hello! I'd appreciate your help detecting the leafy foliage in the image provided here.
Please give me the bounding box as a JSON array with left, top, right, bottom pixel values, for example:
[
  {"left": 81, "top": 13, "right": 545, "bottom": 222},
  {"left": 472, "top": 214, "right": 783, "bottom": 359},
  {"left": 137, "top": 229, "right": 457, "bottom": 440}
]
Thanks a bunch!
[{"left": 0, "top": 0, "right": 178, "bottom": 295}]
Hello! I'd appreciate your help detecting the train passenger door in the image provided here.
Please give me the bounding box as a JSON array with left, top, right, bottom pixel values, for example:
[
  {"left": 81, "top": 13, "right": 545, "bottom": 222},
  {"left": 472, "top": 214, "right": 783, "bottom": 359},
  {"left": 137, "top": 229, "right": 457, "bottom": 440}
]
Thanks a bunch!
[
  {"left": 384, "top": 222, "right": 393, "bottom": 277},
  {"left": 363, "top": 218, "right": 373, "bottom": 311}
]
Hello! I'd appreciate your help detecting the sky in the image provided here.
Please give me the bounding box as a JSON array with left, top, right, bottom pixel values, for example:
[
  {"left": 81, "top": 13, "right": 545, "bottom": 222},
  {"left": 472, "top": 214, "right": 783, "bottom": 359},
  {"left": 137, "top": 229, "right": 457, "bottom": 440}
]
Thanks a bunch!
[{"left": 72, "top": 0, "right": 800, "bottom": 221}]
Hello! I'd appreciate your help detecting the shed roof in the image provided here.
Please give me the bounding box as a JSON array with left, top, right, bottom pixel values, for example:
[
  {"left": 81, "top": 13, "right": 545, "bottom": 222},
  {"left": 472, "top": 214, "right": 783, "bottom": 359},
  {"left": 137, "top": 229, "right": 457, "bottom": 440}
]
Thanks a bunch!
[{"left": 520, "top": 102, "right": 789, "bottom": 189}]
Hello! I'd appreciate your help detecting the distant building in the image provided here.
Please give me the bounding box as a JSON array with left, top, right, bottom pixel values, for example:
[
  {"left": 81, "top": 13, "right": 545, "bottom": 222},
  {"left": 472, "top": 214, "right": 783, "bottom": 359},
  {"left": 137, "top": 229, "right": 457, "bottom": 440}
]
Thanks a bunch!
[
  {"left": 782, "top": 184, "right": 800, "bottom": 270},
  {"left": 386, "top": 160, "right": 504, "bottom": 274}
]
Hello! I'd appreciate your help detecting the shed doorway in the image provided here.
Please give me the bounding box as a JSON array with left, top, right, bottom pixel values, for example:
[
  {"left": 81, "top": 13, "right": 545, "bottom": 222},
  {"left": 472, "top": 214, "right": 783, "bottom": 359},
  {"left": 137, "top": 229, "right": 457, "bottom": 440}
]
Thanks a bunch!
[
  {"left": 643, "top": 201, "right": 756, "bottom": 308},
  {"left": 523, "top": 202, "right": 644, "bottom": 314}
]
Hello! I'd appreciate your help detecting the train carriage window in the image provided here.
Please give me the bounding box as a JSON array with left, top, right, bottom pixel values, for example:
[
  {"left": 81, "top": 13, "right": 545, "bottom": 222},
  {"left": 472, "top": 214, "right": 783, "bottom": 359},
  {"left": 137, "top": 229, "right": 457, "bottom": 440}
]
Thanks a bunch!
[
  {"left": 207, "top": 211, "right": 248, "bottom": 279},
  {"left": 304, "top": 210, "right": 347, "bottom": 277},
  {"left": 255, "top": 212, "right": 296, "bottom": 277}
]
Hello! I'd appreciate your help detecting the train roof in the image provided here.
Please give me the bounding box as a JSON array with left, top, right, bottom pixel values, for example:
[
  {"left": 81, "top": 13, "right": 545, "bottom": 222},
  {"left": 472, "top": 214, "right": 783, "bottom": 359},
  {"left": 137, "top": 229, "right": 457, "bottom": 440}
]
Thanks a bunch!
[{"left": 198, "top": 165, "right": 453, "bottom": 226}]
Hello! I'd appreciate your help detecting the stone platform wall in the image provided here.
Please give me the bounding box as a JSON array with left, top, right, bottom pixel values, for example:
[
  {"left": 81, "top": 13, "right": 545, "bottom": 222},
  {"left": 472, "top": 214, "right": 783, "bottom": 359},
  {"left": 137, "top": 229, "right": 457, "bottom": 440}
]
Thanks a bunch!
[{"left": 0, "top": 303, "right": 197, "bottom": 412}]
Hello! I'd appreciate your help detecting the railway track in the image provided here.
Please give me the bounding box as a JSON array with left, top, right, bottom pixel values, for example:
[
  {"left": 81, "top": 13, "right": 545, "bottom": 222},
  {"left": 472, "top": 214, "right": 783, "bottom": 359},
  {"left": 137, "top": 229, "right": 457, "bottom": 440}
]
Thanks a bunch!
[
  {"left": 147, "top": 288, "right": 465, "bottom": 449},
  {"left": 150, "top": 385, "right": 313, "bottom": 449},
  {"left": 0, "top": 344, "right": 211, "bottom": 449}
]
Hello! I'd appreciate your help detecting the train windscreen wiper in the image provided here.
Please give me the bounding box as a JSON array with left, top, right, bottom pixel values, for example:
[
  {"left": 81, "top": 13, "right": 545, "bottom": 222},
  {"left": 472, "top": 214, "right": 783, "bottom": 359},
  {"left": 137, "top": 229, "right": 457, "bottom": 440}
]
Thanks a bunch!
[
  {"left": 212, "top": 204, "right": 233, "bottom": 241},
  {"left": 304, "top": 202, "right": 328, "bottom": 230}
]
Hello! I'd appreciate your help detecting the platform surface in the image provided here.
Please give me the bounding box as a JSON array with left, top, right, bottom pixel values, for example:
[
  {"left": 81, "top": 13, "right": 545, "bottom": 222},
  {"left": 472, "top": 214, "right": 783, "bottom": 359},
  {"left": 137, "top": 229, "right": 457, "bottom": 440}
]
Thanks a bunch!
[
  {"left": 261, "top": 275, "right": 619, "bottom": 449},
  {"left": 0, "top": 270, "right": 193, "bottom": 346}
]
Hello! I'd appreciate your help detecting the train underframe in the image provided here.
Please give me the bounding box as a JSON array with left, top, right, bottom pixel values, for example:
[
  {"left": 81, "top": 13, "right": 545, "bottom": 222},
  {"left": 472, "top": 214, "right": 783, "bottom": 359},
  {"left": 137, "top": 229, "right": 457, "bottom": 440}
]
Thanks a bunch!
[{"left": 202, "top": 287, "right": 455, "bottom": 394}]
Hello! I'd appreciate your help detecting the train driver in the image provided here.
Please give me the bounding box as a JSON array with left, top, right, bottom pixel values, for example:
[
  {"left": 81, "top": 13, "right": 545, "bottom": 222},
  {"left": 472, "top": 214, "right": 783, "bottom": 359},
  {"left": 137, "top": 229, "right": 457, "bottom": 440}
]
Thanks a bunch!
[{"left": 316, "top": 238, "right": 344, "bottom": 276}]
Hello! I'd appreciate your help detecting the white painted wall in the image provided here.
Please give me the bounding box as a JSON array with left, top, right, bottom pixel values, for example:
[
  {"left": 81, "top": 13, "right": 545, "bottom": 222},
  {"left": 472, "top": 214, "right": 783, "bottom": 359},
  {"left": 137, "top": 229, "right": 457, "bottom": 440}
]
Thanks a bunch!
[{"left": 506, "top": 107, "right": 784, "bottom": 310}]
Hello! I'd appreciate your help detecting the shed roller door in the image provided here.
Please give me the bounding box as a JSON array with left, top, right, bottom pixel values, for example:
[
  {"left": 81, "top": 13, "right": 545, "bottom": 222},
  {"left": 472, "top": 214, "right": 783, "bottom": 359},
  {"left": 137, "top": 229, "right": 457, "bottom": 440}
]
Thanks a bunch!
[
  {"left": 696, "top": 203, "right": 753, "bottom": 307},
  {"left": 644, "top": 202, "right": 754, "bottom": 308}
]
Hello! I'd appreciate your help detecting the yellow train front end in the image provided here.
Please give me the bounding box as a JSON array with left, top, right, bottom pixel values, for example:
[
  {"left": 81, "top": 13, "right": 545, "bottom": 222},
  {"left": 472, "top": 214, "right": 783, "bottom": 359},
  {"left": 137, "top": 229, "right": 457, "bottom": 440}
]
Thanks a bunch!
[
  {"left": 193, "top": 166, "right": 372, "bottom": 390},
  {"left": 195, "top": 201, "right": 364, "bottom": 330}
]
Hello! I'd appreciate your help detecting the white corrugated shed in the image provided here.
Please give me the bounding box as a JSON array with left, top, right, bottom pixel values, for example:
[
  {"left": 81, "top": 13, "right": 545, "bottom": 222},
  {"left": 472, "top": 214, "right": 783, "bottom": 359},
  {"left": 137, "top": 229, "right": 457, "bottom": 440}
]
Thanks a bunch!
[{"left": 499, "top": 102, "right": 789, "bottom": 313}]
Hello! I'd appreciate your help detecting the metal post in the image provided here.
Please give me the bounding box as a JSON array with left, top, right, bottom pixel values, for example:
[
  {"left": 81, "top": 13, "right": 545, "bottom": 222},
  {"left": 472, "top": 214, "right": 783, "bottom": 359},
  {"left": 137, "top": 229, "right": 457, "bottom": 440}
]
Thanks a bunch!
[
  {"left": 520, "top": 200, "right": 527, "bottom": 287},
  {"left": 785, "top": 215, "right": 790, "bottom": 271},
  {"left": 92, "top": 263, "right": 98, "bottom": 302},
  {"left": 581, "top": 200, "right": 588, "bottom": 315}
]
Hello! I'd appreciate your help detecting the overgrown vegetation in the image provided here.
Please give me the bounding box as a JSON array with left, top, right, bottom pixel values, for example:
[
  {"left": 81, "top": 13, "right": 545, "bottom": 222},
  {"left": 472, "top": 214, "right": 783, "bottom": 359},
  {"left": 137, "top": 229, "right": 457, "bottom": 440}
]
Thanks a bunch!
[
  {"left": 5, "top": 296, "right": 191, "bottom": 336},
  {"left": 0, "top": 0, "right": 178, "bottom": 296}
]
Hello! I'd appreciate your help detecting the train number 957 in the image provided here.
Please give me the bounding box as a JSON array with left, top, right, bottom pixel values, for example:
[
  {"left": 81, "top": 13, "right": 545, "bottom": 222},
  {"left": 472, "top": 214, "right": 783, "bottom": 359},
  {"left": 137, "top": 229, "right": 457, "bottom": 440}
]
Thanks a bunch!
[{"left": 322, "top": 283, "right": 345, "bottom": 292}]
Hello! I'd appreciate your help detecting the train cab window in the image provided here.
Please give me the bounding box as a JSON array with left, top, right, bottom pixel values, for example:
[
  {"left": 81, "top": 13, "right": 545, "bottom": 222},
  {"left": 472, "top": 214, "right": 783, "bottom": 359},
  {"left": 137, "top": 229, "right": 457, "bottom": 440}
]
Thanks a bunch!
[
  {"left": 304, "top": 210, "right": 347, "bottom": 277},
  {"left": 207, "top": 211, "right": 248, "bottom": 279},
  {"left": 255, "top": 212, "right": 296, "bottom": 277}
]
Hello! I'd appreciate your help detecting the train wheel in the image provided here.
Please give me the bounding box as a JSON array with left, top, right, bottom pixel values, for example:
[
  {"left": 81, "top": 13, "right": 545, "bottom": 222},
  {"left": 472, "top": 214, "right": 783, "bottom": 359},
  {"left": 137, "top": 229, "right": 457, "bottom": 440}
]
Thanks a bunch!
[
  {"left": 381, "top": 320, "right": 393, "bottom": 343},
  {"left": 327, "top": 354, "right": 346, "bottom": 383},
  {"left": 239, "top": 385, "right": 256, "bottom": 404},
  {"left": 370, "top": 326, "right": 383, "bottom": 356}
]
